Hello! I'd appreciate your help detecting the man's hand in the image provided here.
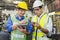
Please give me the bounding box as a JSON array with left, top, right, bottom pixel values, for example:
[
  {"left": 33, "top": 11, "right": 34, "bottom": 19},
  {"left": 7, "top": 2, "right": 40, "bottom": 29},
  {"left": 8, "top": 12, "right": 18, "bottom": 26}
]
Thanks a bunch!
[
  {"left": 31, "top": 22, "right": 35, "bottom": 27},
  {"left": 17, "top": 26, "right": 26, "bottom": 33},
  {"left": 19, "top": 20, "right": 27, "bottom": 24},
  {"left": 12, "top": 25, "right": 17, "bottom": 30},
  {"left": 34, "top": 23, "right": 41, "bottom": 29},
  {"left": 31, "top": 22, "right": 41, "bottom": 29}
]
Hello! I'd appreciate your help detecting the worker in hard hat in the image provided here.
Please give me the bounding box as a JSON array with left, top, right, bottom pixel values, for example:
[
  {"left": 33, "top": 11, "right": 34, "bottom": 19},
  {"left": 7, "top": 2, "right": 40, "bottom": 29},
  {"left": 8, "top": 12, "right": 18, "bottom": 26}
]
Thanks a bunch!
[
  {"left": 6, "top": 1, "right": 32, "bottom": 40},
  {"left": 31, "top": 0, "right": 52, "bottom": 40}
]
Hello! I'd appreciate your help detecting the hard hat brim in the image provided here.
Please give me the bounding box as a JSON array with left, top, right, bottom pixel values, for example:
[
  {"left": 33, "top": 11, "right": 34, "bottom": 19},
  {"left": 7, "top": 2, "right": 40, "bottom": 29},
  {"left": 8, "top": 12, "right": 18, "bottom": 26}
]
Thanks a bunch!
[{"left": 16, "top": 6, "right": 28, "bottom": 10}]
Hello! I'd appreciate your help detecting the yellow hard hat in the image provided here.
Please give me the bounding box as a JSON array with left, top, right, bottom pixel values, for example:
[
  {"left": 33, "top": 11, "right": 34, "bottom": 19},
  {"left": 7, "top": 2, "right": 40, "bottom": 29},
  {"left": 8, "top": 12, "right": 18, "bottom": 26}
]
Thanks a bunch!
[{"left": 16, "top": 1, "right": 28, "bottom": 10}]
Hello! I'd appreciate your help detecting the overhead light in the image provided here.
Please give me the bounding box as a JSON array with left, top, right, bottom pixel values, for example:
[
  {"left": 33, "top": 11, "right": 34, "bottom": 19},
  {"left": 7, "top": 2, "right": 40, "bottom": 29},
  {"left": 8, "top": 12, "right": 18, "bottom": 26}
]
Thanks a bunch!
[{"left": 13, "top": 1, "right": 21, "bottom": 4}]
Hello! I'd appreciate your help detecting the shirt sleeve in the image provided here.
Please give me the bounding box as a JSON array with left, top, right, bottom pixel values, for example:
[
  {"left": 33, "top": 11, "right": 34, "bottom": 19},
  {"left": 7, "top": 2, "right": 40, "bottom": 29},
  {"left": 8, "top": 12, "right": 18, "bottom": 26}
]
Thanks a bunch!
[
  {"left": 27, "top": 21, "right": 33, "bottom": 33},
  {"left": 45, "top": 17, "right": 53, "bottom": 33},
  {"left": 6, "top": 17, "right": 13, "bottom": 32}
]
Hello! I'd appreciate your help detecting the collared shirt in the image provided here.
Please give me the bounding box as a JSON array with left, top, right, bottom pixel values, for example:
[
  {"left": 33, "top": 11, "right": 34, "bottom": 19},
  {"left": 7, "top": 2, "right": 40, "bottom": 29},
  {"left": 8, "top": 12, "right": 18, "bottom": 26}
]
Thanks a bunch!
[
  {"left": 37, "top": 12, "right": 44, "bottom": 22},
  {"left": 6, "top": 14, "right": 32, "bottom": 33},
  {"left": 31, "top": 13, "right": 52, "bottom": 33}
]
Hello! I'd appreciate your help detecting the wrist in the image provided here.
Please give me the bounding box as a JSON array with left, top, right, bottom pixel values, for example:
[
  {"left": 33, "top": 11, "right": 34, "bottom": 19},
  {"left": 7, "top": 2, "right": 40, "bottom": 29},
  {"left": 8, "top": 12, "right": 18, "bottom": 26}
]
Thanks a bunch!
[
  {"left": 38, "top": 26, "right": 41, "bottom": 29},
  {"left": 38, "top": 25, "right": 42, "bottom": 29}
]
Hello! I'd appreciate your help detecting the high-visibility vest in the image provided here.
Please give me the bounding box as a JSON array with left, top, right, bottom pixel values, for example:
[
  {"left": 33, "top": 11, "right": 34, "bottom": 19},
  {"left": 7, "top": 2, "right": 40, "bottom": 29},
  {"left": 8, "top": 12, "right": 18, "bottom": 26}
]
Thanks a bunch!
[
  {"left": 10, "top": 14, "right": 28, "bottom": 40},
  {"left": 32, "top": 13, "right": 49, "bottom": 40}
]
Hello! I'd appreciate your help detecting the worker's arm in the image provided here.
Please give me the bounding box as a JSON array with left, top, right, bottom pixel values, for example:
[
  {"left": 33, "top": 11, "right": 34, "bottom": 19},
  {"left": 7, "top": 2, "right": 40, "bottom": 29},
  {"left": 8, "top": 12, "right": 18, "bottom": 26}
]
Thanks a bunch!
[
  {"left": 17, "top": 21, "right": 33, "bottom": 34},
  {"left": 25, "top": 21, "right": 33, "bottom": 34},
  {"left": 39, "top": 27, "right": 49, "bottom": 34},
  {"left": 32, "top": 22, "right": 48, "bottom": 34},
  {"left": 43, "top": 17, "right": 52, "bottom": 34},
  {"left": 36, "top": 17, "right": 52, "bottom": 34},
  {"left": 6, "top": 17, "right": 17, "bottom": 32},
  {"left": 17, "top": 26, "right": 29, "bottom": 34},
  {"left": 6, "top": 17, "right": 12, "bottom": 32}
]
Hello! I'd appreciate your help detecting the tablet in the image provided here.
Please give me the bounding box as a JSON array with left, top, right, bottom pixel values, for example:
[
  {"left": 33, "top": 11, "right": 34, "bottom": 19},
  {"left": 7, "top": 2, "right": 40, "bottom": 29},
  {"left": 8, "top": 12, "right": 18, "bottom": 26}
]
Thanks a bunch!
[{"left": 18, "top": 24, "right": 27, "bottom": 29}]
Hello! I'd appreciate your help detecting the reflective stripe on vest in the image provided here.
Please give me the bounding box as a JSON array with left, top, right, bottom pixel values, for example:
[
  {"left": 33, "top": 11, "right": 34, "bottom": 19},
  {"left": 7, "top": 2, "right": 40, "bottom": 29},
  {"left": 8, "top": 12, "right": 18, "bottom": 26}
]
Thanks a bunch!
[
  {"left": 10, "top": 14, "right": 26, "bottom": 40},
  {"left": 32, "top": 13, "right": 49, "bottom": 40}
]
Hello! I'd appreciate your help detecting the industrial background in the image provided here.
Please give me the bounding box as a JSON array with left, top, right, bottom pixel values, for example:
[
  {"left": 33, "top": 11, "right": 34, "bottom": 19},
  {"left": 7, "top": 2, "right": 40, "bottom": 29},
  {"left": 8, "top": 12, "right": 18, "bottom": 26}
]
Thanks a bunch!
[{"left": 0, "top": 0, "right": 60, "bottom": 40}]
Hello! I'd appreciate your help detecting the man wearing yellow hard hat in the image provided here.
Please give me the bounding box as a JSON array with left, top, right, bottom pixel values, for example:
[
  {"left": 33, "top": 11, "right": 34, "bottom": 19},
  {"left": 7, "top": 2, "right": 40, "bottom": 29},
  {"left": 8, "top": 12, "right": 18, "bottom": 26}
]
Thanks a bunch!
[
  {"left": 31, "top": 0, "right": 52, "bottom": 40},
  {"left": 6, "top": 1, "right": 32, "bottom": 40}
]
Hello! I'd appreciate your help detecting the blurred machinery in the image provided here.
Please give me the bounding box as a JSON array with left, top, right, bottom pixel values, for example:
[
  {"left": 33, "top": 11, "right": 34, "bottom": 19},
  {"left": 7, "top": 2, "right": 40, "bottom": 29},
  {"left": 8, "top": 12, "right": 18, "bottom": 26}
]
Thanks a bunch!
[
  {"left": 51, "top": 12, "right": 60, "bottom": 40},
  {"left": 0, "top": 10, "right": 10, "bottom": 40}
]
